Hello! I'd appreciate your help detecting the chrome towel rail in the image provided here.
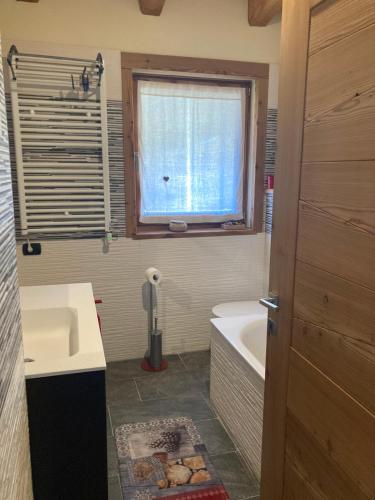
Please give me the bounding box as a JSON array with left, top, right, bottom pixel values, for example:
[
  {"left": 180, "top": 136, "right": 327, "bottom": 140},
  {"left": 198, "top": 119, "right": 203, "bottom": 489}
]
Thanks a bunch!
[{"left": 7, "top": 45, "right": 110, "bottom": 236}]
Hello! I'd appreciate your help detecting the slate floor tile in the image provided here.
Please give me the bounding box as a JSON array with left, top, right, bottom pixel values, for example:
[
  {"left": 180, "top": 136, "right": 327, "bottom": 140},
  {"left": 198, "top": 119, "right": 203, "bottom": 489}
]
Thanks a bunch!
[
  {"left": 195, "top": 418, "right": 235, "bottom": 456},
  {"left": 107, "top": 435, "right": 118, "bottom": 478},
  {"left": 106, "top": 354, "right": 185, "bottom": 381},
  {"left": 135, "top": 370, "right": 204, "bottom": 401},
  {"left": 109, "top": 396, "right": 215, "bottom": 428},
  {"left": 190, "top": 365, "right": 211, "bottom": 399},
  {"left": 106, "top": 377, "right": 140, "bottom": 404},
  {"left": 180, "top": 350, "right": 211, "bottom": 369},
  {"left": 106, "top": 406, "right": 113, "bottom": 436},
  {"left": 106, "top": 350, "right": 257, "bottom": 499},
  {"left": 108, "top": 475, "right": 123, "bottom": 500},
  {"left": 210, "top": 452, "right": 259, "bottom": 500}
]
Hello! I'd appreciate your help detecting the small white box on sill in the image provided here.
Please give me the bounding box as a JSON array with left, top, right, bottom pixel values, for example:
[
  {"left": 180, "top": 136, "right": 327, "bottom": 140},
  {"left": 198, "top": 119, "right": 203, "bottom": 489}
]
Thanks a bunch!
[{"left": 169, "top": 220, "right": 188, "bottom": 232}]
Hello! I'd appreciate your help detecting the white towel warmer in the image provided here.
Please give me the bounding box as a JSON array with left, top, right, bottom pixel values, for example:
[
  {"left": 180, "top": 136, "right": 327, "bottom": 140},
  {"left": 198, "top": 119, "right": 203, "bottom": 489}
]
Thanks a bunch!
[{"left": 7, "top": 46, "right": 111, "bottom": 236}]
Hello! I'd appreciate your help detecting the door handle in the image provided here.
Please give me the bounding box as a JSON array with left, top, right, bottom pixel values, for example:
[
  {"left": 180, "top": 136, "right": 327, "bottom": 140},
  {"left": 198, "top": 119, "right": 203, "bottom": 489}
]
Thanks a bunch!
[{"left": 259, "top": 295, "right": 279, "bottom": 311}]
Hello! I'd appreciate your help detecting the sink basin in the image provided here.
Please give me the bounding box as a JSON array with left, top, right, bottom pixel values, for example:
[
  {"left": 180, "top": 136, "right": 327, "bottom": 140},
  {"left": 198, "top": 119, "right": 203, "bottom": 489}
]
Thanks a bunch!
[
  {"left": 20, "top": 283, "right": 106, "bottom": 378},
  {"left": 22, "top": 307, "right": 79, "bottom": 361}
]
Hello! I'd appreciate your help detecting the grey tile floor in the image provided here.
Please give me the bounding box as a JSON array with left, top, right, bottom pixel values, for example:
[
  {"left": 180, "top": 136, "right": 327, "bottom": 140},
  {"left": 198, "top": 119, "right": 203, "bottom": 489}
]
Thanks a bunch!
[{"left": 106, "top": 351, "right": 260, "bottom": 500}]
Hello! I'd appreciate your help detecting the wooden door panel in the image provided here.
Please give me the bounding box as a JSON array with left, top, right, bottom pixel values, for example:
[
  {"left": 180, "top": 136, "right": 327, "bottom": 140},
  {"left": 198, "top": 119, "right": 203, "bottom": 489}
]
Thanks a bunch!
[
  {"left": 303, "top": 86, "right": 375, "bottom": 162},
  {"left": 294, "top": 260, "right": 375, "bottom": 345},
  {"left": 309, "top": 0, "right": 375, "bottom": 55},
  {"left": 285, "top": 414, "right": 367, "bottom": 500},
  {"left": 300, "top": 161, "right": 375, "bottom": 232},
  {"left": 296, "top": 202, "right": 375, "bottom": 290},
  {"left": 292, "top": 318, "right": 375, "bottom": 414},
  {"left": 283, "top": 459, "right": 323, "bottom": 500},
  {"left": 261, "top": 2, "right": 375, "bottom": 498},
  {"left": 306, "top": 22, "right": 375, "bottom": 121},
  {"left": 287, "top": 350, "right": 375, "bottom": 497},
  {"left": 260, "top": 2, "right": 312, "bottom": 498}
]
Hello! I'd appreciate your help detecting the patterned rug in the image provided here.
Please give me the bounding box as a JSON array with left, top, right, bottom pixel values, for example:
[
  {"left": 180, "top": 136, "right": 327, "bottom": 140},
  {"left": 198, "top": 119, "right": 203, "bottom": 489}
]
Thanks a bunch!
[{"left": 115, "top": 417, "right": 230, "bottom": 500}]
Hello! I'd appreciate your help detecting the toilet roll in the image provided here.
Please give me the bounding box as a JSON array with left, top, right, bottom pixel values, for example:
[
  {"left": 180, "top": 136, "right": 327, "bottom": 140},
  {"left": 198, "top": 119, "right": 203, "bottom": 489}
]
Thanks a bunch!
[{"left": 145, "top": 267, "right": 162, "bottom": 286}]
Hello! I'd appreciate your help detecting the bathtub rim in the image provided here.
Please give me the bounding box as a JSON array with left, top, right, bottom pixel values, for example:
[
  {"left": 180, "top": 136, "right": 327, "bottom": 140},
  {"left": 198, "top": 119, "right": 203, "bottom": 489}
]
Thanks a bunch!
[{"left": 211, "top": 314, "right": 266, "bottom": 380}]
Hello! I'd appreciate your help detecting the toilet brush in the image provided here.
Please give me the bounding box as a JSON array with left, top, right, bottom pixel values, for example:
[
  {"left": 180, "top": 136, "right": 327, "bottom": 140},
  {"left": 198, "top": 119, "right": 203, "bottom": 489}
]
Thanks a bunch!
[{"left": 141, "top": 268, "right": 168, "bottom": 372}]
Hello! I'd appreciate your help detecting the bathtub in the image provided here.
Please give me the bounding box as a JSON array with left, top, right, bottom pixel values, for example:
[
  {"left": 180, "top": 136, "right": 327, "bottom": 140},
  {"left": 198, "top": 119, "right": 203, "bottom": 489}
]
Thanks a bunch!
[{"left": 210, "top": 313, "right": 267, "bottom": 480}]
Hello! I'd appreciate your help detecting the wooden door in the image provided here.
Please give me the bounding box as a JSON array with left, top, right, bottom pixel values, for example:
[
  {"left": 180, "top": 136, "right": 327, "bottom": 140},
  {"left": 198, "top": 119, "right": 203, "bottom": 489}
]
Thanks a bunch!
[{"left": 261, "top": 1, "right": 375, "bottom": 499}]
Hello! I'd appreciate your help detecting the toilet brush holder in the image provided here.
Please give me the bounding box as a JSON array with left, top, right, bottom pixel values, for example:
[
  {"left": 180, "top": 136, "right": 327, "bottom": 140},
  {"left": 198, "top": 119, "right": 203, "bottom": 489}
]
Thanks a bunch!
[
  {"left": 141, "top": 270, "right": 168, "bottom": 372},
  {"left": 141, "top": 354, "right": 168, "bottom": 372},
  {"left": 141, "top": 327, "right": 168, "bottom": 372}
]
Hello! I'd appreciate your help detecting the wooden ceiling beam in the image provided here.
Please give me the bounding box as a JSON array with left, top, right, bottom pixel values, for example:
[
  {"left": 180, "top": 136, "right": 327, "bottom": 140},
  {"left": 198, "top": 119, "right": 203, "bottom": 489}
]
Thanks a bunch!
[
  {"left": 248, "top": 0, "right": 282, "bottom": 26},
  {"left": 138, "top": 0, "right": 166, "bottom": 16}
]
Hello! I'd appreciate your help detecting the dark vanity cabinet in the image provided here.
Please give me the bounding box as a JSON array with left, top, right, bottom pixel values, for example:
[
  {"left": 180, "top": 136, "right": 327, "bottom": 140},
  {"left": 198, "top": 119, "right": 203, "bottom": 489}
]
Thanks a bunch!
[{"left": 26, "top": 370, "right": 108, "bottom": 500}]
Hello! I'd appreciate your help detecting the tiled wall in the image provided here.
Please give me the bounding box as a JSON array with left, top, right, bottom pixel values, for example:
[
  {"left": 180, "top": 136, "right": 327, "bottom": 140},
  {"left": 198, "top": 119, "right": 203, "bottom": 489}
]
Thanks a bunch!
[
  {"left": 7, "top": 40, "right": 276, "bottom": 362},
  {"left": 263, "top": 109, "right": 276, "bottom": 293},
  {"left": 7, "top": 98, "right": 126, "bottom": 241},
  {"left": 17, "top": 233, "right": 268, "bottom": 360},
  {"left": 11, "top": 101, "right": 275, "bottom": 361},
  {"left": 264, "top": 109, "right": 276, "bottom": 234},
  {"left": 8, "top": 100, "right": 276, "bottom": 240},
  {"left": 0, "top": 39, "right": 33, "bottom": 500},
  {"left": 211, "top": 327, "right": 264, "bottom": 479},
  {"left": 265, "top": 108, "right": 277, "bottom": 181}
]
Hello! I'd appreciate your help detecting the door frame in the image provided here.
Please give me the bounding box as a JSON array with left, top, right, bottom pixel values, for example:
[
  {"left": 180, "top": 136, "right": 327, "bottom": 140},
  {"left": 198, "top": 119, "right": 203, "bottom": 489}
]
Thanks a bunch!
[{"left": 260, "top": 1, "right": 326, "bottom": 499}]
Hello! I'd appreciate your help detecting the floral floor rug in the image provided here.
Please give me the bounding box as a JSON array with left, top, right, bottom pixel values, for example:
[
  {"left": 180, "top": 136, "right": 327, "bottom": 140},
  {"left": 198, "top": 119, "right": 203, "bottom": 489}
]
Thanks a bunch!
[{"left": 115, "top": 416, "right": 230, "bottom": 500}]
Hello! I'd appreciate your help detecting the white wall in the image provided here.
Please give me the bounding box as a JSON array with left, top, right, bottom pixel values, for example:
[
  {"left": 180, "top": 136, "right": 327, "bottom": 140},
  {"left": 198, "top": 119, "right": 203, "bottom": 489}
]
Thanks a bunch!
[
  {"left": 1, "top": 2, "right": 279, "bottom": 361},
  {"left": 17, "top": 235, "right": 268, "bottom": 359},
  {"left": 0, "top": 0, "right": 280, "bottom": 63}
]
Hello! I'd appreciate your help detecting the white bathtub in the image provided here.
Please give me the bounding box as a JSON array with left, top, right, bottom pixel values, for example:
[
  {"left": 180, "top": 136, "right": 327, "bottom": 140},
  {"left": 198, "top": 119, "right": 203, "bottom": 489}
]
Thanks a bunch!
[
  {"left": 211, "top": 315, "right": 267, "bottom": 379},
  {"left": 210, "top": 313, "right": 267, "bottom": 479}
]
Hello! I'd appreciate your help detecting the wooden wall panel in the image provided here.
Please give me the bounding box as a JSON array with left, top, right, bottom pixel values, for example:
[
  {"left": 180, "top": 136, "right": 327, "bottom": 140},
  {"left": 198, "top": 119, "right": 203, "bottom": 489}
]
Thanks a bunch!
[
  {"left": 309, "top": 0, "right": 375, "bottom": 55},
  {"left": 303, "top": 86, "right": 375, "bottom": 162},
  {"left": 294, "top": 260, "right": 375, "bottom": 345},
  {"left": 260, "top": 0, "right": 311, "bottom": 497},
  {"left": 283, "top": 458, "right": 322, "bottom": 500},
  {"left": 300, "top": 161, "right": 375, "bottom": 232},
  {"left": 287, "top": 350, "right": 375, "bottom": 498},
  {"left": 292, "top": 318, "right": 375, "bottom": 414},
  {"left": 306, "top": 23, "right": 375, "bottom": 121},
  {"left": 277, "top": 1, "right": 375, "bottom": 499},
  {"left": 248, "top": 0, "right": 282, "bottom": 27},
  {"left": 285, "top": 414, "right": 367, "bottom": 500},
  {"left": 296, "top": 202, "right": 375, "bottom": 290},
  {"left": 138, "top": 0, "right": 166, "bottom": 16}
]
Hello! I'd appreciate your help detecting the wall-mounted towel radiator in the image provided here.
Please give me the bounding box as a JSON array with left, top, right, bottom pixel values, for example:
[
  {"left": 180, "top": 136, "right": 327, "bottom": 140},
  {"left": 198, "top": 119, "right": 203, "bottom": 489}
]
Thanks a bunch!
[{"left": 7, "top": 46, "right": 111, "bottom": 236}]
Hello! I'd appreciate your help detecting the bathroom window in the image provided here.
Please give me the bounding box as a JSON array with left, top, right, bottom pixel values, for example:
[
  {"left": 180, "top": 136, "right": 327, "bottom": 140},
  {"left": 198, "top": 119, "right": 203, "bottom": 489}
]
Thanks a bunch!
[
  {"left": 122, "top": 53, "right": 269, "bottom": 238},
  {"left": 136, "top": 77, "right": 248, "bottom": 224}
]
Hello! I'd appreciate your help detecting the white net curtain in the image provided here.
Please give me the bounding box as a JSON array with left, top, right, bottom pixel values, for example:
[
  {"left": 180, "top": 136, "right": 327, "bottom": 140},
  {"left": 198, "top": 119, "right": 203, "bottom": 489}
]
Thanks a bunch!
[{"left": 137, "top": 79, "right": 246, "bottom": 223}]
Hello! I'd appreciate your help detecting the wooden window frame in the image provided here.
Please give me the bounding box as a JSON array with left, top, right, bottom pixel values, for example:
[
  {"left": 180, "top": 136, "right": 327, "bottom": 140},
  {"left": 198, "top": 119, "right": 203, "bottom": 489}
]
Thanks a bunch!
[{"left": 121, "top": 52, "right": 269, "bottom": 239}]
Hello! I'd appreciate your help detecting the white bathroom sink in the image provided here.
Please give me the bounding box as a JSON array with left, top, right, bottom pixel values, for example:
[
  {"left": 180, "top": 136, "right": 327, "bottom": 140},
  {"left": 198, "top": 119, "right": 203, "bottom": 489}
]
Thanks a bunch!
[
  {"left": 20, "top": 283, "right": 106, "bottom": 378},
  {"left": 22, "top": 307, "right": 79, "bottom": 361}
]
